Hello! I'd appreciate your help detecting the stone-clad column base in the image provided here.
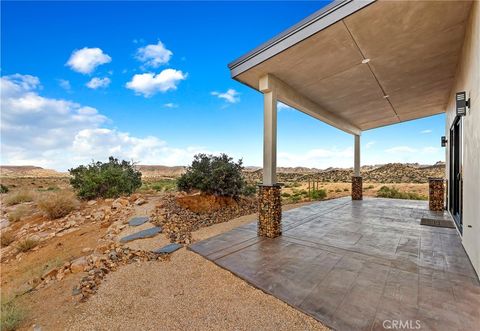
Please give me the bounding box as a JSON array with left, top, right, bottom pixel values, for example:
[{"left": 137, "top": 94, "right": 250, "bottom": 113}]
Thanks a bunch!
[
  {"left": 258, "top": 185, "right": 282, "bottom": 238},
  {"left": 429, "top": 178, "right": 445, "bottom": 211},
  {"left": 351, "top": 176, "right": 363, "bottom": 200}
]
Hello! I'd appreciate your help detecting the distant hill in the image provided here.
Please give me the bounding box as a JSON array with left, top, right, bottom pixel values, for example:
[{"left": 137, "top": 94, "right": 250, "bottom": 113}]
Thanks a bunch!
[
  {"left": 0, "top": 166, "right": 68, "bottom": 178},
  {"left": 244, "top": 162, "right": 445, "bottom": 184},
  {"left": 0, "top": 162, "right": 445, "bottom": 183}
]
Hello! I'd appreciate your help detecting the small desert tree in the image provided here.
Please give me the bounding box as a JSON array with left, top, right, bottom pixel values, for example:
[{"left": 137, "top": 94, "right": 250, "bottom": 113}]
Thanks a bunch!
[
  {"left": 69, "top": 157, "right": 142, "bottom": 200},
  {"left": 177, "top": 153, "right": 246, "bottom": 197}
]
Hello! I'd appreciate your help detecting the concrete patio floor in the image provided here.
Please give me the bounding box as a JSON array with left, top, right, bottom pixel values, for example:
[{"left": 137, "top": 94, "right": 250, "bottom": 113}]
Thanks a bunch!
[{"left": 190, "top": 197, "right": 480, "bottom": 331}]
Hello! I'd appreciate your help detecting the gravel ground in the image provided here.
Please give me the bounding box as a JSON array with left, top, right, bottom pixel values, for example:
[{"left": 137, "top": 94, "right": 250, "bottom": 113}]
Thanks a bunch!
[
  {"left": 67, "top": 248, "right": 328, "bottom": 331},
  {"left": 67, "top": 200, "right": 327, "bottom": 331}
]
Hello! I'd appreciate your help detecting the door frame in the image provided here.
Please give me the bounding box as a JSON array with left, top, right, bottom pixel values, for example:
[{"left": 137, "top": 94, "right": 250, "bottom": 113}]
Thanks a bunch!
[{"left": 449, "top": 116, "right": 463, "bottom": 234}]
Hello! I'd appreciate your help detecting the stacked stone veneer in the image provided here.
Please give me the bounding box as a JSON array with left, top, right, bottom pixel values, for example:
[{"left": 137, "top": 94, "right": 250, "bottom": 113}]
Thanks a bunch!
[
  {"left": 258, "top": 185, "right": 282, "bottom": 238},
  {"left": 429, "top": 178, "right": 445, "bottom": 211},
  {"left": 351, "top": 176, "right": 363, "bottom": 200}
]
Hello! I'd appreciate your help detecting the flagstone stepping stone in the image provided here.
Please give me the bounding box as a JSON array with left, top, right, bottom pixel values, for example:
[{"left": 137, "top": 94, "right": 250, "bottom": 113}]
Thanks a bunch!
[
  {"left": 128, "top": 216, "right": 149, "bottom": 227},
  {"left": 152, "top": 243, "right": 182, "bottom": 254},
  {"left": 120, "top": 226, "right": 162, "bottom": 243}
]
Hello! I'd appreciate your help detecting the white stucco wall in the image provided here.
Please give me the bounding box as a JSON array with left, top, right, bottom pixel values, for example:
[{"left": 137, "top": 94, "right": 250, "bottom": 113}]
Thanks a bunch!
[{"left": 445, "top": 1, "right": 480, "bottom": 276}]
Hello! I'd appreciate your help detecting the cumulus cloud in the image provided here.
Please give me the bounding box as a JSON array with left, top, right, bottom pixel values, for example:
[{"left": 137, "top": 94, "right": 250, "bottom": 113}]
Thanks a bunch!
[
  {"left": 66, "top": 47, "right": 112, "bottom": 74},
  {"left": 126, "top": 69, "right": 186, "bottom": 97},
  {"left": 135, "top": 41, "right": 172, "bottom": 68},
  {"left": 86, "top": 77, "right": 111, "bottom": 89},
  {"left": 211, "top": 89, "right": 239, "bottom": 104},
  {"left": 0, "top": 73, "right": 209, "bottom": 170}
]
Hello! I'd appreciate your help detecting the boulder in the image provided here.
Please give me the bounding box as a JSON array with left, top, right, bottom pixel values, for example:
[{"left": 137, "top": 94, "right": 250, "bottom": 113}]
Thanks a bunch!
[{"left": 70, "top": 256, "right": 88, "bottom": 273}]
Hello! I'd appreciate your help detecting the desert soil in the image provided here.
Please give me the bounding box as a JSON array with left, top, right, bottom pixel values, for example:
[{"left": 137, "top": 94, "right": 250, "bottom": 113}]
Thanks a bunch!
[{"left": 14, "top": 203, "right": 327, "bottom": 331}]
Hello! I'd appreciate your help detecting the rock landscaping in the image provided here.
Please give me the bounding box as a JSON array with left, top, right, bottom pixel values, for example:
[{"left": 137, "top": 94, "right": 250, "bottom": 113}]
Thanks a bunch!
[{"left": 151, "top": 193, "right": 257, "bottom": 244}]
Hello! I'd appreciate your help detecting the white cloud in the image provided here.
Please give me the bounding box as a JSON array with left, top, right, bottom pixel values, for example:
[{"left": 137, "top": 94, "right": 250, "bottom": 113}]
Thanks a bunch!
[
  {"left": 86, "top": 77, "right": 111, "bottom": 89},
  {"left": 277, "top": 102, "right": 293, "bottom": 111},
  {"left": 136, "top": 41, "right": 172, "bottom": 68},
  {"left": 365, "top": 141, "right": 376, "bottom": 149},
  {"left": 385, "top": 146, "right": 439, "bottom": 154},
  {"left": 421, "top": 129, "right": 432, "bottom": 134},
  {"left": 0, "top": 73, "right": 210, "bottom": 170},
  {"left": 58, "top": 79, "right": 71, "bottom": 91},
  {"left": 211, "top": 89, "right": 240, "bottom": 104},
  {"left": 385, "top": 146, "right": 417, "bottom": 154},
  {"left": 66, "top": 47, "right": 112, "bottom": 74},
  {"left": 126, "top": 69, "right": 186, "bottom": 97},
  {"left": 163, "top": 103, "right": 178, "bottom": 108},
  {"left": 278, "top": 147, "right": 353, "bottom": 169}
]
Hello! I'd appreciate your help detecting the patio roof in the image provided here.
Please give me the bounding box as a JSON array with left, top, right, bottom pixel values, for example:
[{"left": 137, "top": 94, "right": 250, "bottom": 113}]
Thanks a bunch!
[{"left": 228, "top": 0, "right": 472, "bottom": 132}]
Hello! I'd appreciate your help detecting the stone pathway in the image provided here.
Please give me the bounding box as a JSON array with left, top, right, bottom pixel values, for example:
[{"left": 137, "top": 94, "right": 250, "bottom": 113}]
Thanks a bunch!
[{"left": 118, "top": 196, "right": 182, "bottom": 254}]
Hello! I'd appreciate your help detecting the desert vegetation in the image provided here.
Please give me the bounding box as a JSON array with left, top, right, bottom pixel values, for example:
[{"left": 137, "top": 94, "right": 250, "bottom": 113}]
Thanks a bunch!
[
  {"left": 69, "top": 157, "right": 142, "bottom": 200},
  {"left": 3, "top": 190, "right": 34, "bottom": 206},
  {"left": 1, "top": 298, "right": 24, "bottom": 331},
  {"left": 37, "top": 191, "right": 79, "bottom": 219},
  {"left": 376, "top": 185, "right": 427, "bottom": 200},
  {"left": 177, "top": 153, "right": 246, "bottom": 198}
]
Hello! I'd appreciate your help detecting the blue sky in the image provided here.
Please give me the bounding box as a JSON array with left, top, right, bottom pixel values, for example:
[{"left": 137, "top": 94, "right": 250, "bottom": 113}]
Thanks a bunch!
[{"left": 1, "top": 1, "right": 445, "bottom": 171}]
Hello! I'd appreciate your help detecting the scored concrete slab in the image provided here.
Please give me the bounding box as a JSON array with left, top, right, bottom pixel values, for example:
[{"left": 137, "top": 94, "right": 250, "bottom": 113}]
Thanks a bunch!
[
  {"left": 128, "top": 216, "right": 150, "bottom": 227},
  {"left": 152, "top": 243, "right": 182, "bottom": 254},
  {"left": 190, "top": 197, "right": 480, "bottom": 331},
  {"left": 120, "top": 226, "right": 162, "bottom": 243}
]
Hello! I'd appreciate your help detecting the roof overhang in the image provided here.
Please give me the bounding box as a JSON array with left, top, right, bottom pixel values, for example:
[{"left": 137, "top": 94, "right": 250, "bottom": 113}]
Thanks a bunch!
[{"left": 229, "top": 0, "right": 473, "bottom": 133}]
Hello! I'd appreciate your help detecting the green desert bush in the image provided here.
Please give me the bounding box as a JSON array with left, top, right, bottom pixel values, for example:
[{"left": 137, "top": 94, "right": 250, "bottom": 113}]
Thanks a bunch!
[
  {"left": 3, "top": 190, "right": 34, "bottom": 206},
  {"left": 177, "top": 153, "right": 246, "bottom": 198},
  {"left": 1, "top": 232, "right": 15, "bottom": 248},
  {"left": 16, "top": 238, "right": 38, "bottom": 252},
  {"left": 69, "top": 157, "right": 142, "bottom": 200},
  {"left": 37, "top": 192, "right": 79, "bottom": 219},
  {"left": 376, "top": 186, "right": 426, "bottom": 200},
  {"left": 242, "top": 184, "right": 257, "bottom": 197},
  {"left": 343, "top": 188, "right": 349, "bottom": 192},
  {"left": 309, "top": 189, "right": 327, "bottom": 200},
  {"left": 1, "top": 298, "right": 24, "bottom": 331},
  {"left": 281, "top": 192, "right": 291, "bottom": 198},
  {"left": 0, "top": 184, "right": 9, "bottom": 194}
]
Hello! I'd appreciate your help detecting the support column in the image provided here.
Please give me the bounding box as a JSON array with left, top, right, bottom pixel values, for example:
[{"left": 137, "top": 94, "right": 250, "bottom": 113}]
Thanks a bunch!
[
  {"left": 352, "top": 134, "right": 363, "bottom": 200},
  {"left": 258, "top": 75, "right": 281, "bottom": 238},
  {"left": 429, "top": 178, "right": 444, "bottom": 211}
]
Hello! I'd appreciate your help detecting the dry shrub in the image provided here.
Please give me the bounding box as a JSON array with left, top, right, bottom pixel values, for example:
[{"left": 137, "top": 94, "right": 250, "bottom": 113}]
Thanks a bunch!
[
  {"left": 1, "top": 297, "right": 24, "bottom": 331},
  {"left": 16, "top": 238, "right": 38, "bottom": 252},
  {"left": 1, "top": 232, "right": 15, "bottom": 247},
  {"left": 37, "top": 191, "right": 79, "bottom": 219},
  {"left": 3, "top": 190, "right": 34, "bottom": 206},
  {"left": 7, "top": 205, "right": 30, "bottom": 223}
]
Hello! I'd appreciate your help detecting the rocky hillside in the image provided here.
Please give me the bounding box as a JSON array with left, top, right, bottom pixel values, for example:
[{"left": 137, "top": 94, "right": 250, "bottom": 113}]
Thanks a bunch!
[
  {"left": 245, "top": 162, "right": 445, "bottom": 184},
  {"left": 1, "top": 162, "right": 445, "bottom": 184}
]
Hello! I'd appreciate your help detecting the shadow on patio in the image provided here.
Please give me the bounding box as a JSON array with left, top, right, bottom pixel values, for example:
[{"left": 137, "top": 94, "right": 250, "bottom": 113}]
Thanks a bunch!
[{"left": 190, "top": 197, "right": 480, "bottom": 331}]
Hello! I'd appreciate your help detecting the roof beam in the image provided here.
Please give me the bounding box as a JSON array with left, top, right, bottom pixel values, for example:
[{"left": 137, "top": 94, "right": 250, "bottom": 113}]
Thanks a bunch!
[{"left": 259, "top": 74, "right": 362, "bottom": 135}]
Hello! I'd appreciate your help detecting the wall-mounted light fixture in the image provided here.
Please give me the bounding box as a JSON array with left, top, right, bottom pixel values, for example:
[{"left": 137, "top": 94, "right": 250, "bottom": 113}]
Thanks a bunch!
[
  {"left": 441, "top": 136, "right": 447, "bottom": 147},
  {"left": 456, "top": 91, "right": 470, "bottom": 116}
]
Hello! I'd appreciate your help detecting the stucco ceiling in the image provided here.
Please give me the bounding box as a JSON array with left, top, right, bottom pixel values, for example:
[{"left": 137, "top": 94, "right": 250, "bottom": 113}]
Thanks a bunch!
[{"left": 234, "top": 1, "right": 472, "bottom": 131}]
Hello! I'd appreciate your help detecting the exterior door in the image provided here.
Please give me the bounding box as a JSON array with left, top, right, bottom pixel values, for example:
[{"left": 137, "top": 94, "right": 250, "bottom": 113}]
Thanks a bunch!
[{"left": 449, "top": 117, "right": 462, "bottom": 233}]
